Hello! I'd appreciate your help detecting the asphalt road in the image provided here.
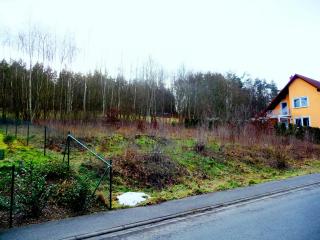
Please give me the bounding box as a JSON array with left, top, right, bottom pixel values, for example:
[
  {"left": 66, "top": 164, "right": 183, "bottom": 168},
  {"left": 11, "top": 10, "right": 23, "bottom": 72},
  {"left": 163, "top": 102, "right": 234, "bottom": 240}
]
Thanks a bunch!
[{"left": 105, "top": 186, "right": 320, "bottom": 240}]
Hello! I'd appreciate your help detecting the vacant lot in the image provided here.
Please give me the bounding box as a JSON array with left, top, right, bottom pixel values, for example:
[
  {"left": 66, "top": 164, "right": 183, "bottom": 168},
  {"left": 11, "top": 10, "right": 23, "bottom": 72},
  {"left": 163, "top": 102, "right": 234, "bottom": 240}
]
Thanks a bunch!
[{"left": 1, "top": 121, "right": 320, "bottom": 228}]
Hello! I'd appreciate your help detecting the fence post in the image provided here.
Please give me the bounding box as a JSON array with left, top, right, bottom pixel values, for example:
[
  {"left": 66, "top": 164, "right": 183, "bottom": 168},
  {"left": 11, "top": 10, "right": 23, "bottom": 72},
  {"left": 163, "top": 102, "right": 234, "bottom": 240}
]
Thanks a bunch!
[
  {"left": 67, "top": 131, "right": 70, "bottom": 169},
  {"left": 44, "top": 126, "right": 47, "bottom": 156},
  {"left": 15, "top": 120, "right": 18, "bottom": 138},
  {"left": 9, "top": 165, "right": 15, "bottom": 228},
  {"left": 109, "top": 161, "right": 112, "bottom": 210},
  {"left": 27, "top": 122, "right": 30, "bottom": 146}
]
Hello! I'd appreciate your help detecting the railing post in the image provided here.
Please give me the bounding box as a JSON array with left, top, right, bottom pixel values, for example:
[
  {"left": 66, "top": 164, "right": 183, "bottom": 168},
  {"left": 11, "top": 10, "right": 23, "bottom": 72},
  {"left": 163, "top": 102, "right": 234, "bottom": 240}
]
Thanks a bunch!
[
  {"left": 44, "top": 126, "right": 47, "bottom": 156},
  {"left": 9, "top": 165, "right": 15, "bottom": 228},
  {"left": 27, "top": 122, "right": 30, "bottom": 146},
  {"left": 15, "top": 120, "right": 18, "bottom": 138},
  {"left": 109, "top": 160, "right": 112, "bottom": 210},
  {"left": 67, "top": 131, "right": 70, "bottom": 170}
]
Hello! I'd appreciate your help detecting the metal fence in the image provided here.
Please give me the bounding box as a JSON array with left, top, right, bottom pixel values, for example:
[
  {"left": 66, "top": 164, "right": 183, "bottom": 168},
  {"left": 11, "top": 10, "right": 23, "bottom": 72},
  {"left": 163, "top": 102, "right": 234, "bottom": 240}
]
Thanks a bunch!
[
  {"left": 63, "top": 133, "right": 113, "bottom": 209},
  {"left": 0, "top": 119, "right": 113, "bottom": 229},
  {"left": 0, "top": 118, "right": 68, "bottom": 156}
]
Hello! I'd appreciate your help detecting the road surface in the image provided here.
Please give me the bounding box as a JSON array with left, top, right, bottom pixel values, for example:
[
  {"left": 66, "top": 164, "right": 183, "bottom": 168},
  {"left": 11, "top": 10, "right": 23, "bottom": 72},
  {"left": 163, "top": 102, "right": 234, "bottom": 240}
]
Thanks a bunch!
[{"left": 104, "top": 185, "right": 320, "bottom": 240}]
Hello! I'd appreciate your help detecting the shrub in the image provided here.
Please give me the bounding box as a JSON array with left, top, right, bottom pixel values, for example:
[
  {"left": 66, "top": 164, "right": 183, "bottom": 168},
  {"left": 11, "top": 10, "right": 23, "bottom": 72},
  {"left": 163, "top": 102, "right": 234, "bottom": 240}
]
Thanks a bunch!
[
  {"left": 41, "top": 161, "right": 70, "bottom": 180},
  {"left": 271, "top": 149, "right": 289, "bottom": 170},
  {"left": 275, "top": 123, "right": 287, "bottom": 136},
  {"left": 294, "top": 126, "right": 305, "bottom": 140},
  {"left": 15, "top": 164, "right": 51, "bottom": 218},
  {"left": 114, "top": 149, "right": 186, "bottom": 189},
  {"left": 0, "top": 196, "right": 9, "bottom": 211},
  {"left": 306, "top": 127, "right": 320, "bottom": 144},
  {"left": 55, "top": 177, "right": 91, "bottom": 212}
]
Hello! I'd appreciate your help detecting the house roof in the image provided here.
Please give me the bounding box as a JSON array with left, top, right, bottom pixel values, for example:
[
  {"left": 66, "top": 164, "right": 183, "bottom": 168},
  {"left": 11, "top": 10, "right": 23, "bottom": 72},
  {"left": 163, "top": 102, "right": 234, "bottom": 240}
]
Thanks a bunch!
[{"left": 266, "top": 74, "right": 320, "bottom": 111}]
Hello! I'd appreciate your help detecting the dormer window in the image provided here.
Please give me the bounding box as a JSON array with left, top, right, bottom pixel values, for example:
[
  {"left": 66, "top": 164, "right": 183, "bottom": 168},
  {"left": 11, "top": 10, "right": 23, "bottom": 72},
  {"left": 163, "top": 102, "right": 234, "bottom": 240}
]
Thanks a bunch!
[{"left": 293, "top": 97, "right": 308, "bottom": 108}]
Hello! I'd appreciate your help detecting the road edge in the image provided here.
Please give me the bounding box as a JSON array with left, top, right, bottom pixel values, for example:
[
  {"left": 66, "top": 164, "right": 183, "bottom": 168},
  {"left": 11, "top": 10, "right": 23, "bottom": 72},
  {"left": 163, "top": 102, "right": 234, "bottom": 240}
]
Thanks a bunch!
[{"left": 64, "top": 180, "right": 320, "bottom": 240}]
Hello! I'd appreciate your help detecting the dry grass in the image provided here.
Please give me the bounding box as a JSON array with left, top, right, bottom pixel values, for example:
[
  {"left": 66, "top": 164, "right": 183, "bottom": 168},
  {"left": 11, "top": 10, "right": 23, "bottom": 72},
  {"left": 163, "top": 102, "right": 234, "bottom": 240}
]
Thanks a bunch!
[{"left": 44, "top": 120, "right": 320, "bottom": 158}]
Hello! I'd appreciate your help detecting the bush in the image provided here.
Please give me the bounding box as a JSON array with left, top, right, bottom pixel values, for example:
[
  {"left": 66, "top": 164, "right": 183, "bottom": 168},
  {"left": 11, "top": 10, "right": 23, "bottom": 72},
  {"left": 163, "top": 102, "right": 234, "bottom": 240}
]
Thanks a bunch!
[
  {"left": 274, "top": 123, "right": 320, "bottom": 144},
  {"left": 271, "top": 149, "right": 289, "bottom": 170},
  {"left": 41, "top": 161, "right": 70, "bottom": 181},
  {"left": 15, "top": 164, "right": 51, "bottom": 218},
  {"left": 295, "top": 126, "right": 305, "bottom": 140},
  {"left": 114, "top": 149, "right": 186, "bottom": 189},
  {"left": 306, "top": 127, "right": 320, "bottom": 144},
  {"left": 275, "top": 123, "right": 287, "bottom": 136},
  {"left": 55, "top": 177, "right": 91, "bottom": 212},
  {"left": 0, "top": 196, "right": 9, "bottom": 211}
]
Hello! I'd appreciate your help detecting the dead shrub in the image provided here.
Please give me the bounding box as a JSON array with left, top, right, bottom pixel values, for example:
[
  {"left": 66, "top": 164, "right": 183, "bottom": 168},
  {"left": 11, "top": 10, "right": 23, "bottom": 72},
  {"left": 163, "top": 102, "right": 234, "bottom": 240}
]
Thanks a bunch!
[
  {"left": 96, "top": 191, "right": 108, "bottom": 206},
  {"left": 270, "top": 148, "right": 289, "bottom": 170},
  {"left": 137, "top": 120, "right": 146, "bottom": 132},
  {"left": 114, "top": 149, "right": 186, "bottom": 189}
]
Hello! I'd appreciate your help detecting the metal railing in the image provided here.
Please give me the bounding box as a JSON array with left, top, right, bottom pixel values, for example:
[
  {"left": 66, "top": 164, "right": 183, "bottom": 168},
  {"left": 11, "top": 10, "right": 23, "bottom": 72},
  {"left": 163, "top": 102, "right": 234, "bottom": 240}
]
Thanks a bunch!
[
  {"left": 266, "top": 109, "right": 291, "bottom": 118},
  {"left": 63, "top": 133, "right": 113, "bottom": 209}
]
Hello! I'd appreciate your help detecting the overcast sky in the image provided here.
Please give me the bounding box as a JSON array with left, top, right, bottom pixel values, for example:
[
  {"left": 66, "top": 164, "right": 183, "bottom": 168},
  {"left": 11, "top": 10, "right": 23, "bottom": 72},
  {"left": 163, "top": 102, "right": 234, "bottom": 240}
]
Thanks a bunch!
[{"left": 0, "top": 0, "right": 320, "bottom": 88}]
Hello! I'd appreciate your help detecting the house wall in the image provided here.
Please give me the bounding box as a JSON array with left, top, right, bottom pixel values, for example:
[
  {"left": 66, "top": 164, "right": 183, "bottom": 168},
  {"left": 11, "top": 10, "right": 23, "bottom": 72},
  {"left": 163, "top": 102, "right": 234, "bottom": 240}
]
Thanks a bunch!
[{"left": 288, "top": 78, "right": 320, "bottom": 128}]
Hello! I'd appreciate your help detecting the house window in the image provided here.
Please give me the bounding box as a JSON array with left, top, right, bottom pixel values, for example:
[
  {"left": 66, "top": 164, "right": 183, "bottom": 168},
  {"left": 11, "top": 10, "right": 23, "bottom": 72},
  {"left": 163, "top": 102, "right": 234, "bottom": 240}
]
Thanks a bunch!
[
  {"left": 301, "top": 97, "right": 308, "bottom": 107},
  {"left": 293, "top": 97, "right": 308, "bottom": 108},
  {"left": 280, "top": 102, "right": 288, "bottom": 115},
  {"left": 303, "top": 117, "right": 310, "bottom": 127},
  {"left": 294, "top": 117, "right": 310, "bottom": 127},
  {"left": 295, "top": 118, "right": 302, "bottom": 126}
]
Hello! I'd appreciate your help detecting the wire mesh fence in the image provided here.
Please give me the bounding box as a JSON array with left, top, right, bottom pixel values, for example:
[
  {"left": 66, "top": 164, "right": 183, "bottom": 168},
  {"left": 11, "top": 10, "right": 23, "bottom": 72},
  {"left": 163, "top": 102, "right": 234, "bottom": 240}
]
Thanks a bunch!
[
  {"left": 0, "top": 118, "right": 113, "bottom": 229},
  {"left": 0, "top": 118, "right": 68, "bottom": 155}
]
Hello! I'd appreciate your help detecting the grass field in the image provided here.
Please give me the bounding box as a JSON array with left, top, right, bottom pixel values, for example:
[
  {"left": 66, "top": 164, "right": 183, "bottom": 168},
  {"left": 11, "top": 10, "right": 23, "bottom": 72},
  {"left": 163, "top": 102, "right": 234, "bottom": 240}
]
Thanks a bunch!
[{"left": 1, "top": 121, "right": 320, "bottom": 228}]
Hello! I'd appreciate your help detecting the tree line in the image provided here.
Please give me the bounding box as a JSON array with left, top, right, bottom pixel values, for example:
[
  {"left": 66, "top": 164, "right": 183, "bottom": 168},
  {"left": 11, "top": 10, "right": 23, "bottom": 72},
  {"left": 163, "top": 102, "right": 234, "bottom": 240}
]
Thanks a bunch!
[{"left": 0, "top": 58, "right": 278, "bottom": 123}]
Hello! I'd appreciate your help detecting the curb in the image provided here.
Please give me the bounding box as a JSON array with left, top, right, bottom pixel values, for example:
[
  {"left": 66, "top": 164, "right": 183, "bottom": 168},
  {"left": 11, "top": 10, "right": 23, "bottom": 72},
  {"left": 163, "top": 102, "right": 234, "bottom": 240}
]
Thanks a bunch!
[{"left": 63, "top": 180, "right": 320, "bottom": 240}]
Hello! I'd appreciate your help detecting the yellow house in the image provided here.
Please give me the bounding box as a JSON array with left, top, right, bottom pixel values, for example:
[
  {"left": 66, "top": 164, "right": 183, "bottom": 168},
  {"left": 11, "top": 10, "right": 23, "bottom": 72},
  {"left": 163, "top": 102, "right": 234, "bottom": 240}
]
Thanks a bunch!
[{"left": 266, "top": 74, "right": 320, "bottom": 128}]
